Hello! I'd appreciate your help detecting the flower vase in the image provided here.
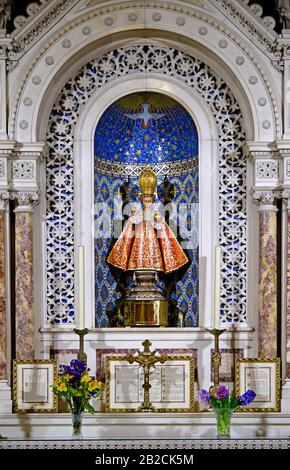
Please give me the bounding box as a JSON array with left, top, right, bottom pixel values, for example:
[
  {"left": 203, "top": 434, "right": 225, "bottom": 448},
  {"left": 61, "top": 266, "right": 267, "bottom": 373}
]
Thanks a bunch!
[
  {"left": 214, "top": 408, "right": 233, "bottom": 438},
  {"left": 71, "top": 411, "right": 84, "bottom": 439}
]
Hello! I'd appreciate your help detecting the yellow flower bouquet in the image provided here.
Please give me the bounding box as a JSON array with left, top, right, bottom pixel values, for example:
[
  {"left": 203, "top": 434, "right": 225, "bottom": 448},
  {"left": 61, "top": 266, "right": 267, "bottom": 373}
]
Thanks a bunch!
[{"left": 52, "top": 359, "right": 102, "bottom": 437}]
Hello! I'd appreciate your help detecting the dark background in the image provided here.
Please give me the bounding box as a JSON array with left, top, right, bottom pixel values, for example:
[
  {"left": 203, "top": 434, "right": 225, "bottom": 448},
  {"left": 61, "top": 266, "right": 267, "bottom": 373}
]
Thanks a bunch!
[{"left": 5, "top": 0, "right": 285, "bottom": 34}]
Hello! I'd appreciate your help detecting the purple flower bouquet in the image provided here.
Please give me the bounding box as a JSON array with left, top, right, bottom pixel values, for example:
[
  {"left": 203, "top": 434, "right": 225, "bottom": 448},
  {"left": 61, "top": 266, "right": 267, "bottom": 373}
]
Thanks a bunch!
[
  {"left": 199, "top": 385, "right": 256, "bottom": 437},
  {"left": 199, "top": 385, "right": 256, "bottom": 410}
]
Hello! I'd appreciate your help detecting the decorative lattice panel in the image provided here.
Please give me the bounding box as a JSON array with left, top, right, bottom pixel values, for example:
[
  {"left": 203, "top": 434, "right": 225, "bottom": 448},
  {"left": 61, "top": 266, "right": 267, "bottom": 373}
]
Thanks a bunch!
[{"left": 46, "top": 44, "right": 246, "bottom": 325}]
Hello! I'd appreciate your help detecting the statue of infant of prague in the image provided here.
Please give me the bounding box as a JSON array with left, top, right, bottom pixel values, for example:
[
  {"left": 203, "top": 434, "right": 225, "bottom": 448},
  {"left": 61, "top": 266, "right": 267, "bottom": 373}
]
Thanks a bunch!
[
  {"left": 107, "top": 168, "right": 188, "bottom": 273},
  {"left": 107, "top": 168, "right": 188, "bottom": 327}
]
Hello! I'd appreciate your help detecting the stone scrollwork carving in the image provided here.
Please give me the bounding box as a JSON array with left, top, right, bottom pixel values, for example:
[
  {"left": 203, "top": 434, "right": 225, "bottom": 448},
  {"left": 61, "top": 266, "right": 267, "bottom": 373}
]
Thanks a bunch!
[
  {"left": 253, "top": 190, "right": 275, "bottom": 206},
  {"left": 252, "top": 190, "right": 282, "bottom": 208},
  {"left": 46, "top": 44, "right": 247, "bottom": 325},
  {"left": 216, "top": 0, "right": 276, "bottom": 52},
  {"left": 271, "top": 40, "right": 290, "bottom": 72},
  {"left": 10, "top": 191, "right": 39, "bottom": 206}
]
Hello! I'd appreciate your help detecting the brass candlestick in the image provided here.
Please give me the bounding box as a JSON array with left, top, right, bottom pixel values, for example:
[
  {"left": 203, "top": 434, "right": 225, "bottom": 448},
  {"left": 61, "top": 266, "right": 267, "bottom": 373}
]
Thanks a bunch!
[
  {"left": 206, "top": 328, "right": 226, "bottom": 387},
  {"left": 127, "top": 339, "right": 168, "bottom": 412},
  {"left": 73, "top": 328, "right": 89, "bottom": 363}
]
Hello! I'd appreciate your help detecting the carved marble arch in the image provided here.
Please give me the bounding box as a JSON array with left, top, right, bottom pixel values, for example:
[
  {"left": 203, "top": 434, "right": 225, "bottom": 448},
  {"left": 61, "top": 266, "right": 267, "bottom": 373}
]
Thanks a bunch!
[
  {"left": 13, "top": 26, "right": 277, "bottom": 143},
  {"left": 44, "top": 43, "right": 247, "bottom": 327}
]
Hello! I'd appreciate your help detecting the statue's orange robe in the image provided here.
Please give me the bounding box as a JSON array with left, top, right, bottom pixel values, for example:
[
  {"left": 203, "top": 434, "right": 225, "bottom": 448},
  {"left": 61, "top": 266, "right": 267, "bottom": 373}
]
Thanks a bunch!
[{"left": 107, "top": 216, "right": 188, "bottom": 273}]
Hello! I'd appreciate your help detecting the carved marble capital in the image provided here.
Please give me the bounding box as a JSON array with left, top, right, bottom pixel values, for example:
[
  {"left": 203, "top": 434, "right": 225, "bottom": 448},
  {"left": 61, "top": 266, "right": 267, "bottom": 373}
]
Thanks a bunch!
[
  {"left": 252, "top": 190, "right": 281, "bottom": 211},
  {"left": 271, "top": 40, "right": 290, "bottom": 72},
  {"left": 0, "top": 36, "right": 14, "bottom": 58},
  {"left": 0, "top": 191, "right": 9, "bottom": 210},
  {"left": 11, "top": 191, "right": 40, "bottom": 212}
]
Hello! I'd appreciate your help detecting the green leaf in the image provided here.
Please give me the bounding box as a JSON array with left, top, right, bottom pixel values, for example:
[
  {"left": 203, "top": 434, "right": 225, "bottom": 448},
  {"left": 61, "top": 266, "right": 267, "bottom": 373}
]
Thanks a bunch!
[
  {"left": 85, "top": 402, "right": 95, "bottom": 415},
  {"left": 71, "top": 389, "right": 83, "bottom": 397}
]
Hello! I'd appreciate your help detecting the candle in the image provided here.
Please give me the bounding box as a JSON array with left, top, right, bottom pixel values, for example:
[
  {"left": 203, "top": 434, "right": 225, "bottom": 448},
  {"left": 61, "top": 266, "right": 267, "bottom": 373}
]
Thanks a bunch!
[
  {"left": 78, "top": 246, "right": 85, "bottom": 329},
  {"left": 214, "top": 246, "right": 221, "bottom": 329}
]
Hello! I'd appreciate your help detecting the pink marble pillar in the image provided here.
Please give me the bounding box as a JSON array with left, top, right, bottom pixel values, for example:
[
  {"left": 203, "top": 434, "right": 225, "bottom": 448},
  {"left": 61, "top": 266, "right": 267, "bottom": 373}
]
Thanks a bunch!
[
  {"left": 15, "top": 209, "right": 34, "bottom": 359},
  {"left": 258, "top": 209, "right": 277, "bottom": 357},
  {"left": 0, "top": 210, "right": 7, "bottom": 378},
  {"left": 286, "top": 211, "right": 290, "bottom": 378}
]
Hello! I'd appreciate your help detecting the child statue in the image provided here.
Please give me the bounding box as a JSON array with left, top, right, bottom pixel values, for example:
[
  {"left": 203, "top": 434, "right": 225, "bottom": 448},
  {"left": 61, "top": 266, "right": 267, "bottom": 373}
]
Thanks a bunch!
[{"left": 107, "top": 168, "right": 188, "bottom": 273}]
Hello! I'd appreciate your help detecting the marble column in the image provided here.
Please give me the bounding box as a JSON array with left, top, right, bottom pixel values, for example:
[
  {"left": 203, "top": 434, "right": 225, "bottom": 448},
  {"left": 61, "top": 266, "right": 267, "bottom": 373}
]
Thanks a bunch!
[
  {"left": 281, "top": 192, "right": 290, "bottom": 410},
  {"left": 13, "top": 193, "right": 38, "bottom": 359},
  {"left": 0, "top": 192, "right": 8, "bottom": 378},
  {"left": 255, "top": 192, "right": 278, "bottom": 358},
  {"left": 287, "top": 207, "right": 290, "bottom": 378}
]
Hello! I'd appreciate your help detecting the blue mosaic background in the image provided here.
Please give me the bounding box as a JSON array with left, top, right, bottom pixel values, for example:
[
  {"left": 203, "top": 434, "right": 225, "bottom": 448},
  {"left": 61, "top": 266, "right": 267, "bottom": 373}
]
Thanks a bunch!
[
  {"left": 94, "top": 93, "right": 199, "bottom": 327},
  {"left": 94, "top": 93, "right": 198, "bottom": 164}
]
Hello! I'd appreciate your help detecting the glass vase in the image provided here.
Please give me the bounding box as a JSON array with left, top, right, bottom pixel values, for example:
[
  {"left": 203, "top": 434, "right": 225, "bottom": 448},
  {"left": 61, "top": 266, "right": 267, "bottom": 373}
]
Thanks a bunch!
[
  {"left": 71, "top": 411, "right": 84, "bottom": 439},
  {"left": 214, "top": 408, "right": 234, "bottom": 438}
]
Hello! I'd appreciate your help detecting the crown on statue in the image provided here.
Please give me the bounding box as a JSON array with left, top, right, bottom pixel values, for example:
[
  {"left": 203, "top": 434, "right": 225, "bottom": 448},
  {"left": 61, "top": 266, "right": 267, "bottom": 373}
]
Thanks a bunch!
[{"left": 138, "top": 168, "right": 157, "bottom": 196}]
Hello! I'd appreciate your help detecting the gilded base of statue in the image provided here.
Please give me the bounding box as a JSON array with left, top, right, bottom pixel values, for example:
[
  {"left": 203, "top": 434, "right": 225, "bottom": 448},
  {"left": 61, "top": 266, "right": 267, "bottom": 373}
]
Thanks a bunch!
[
  {"left": 124, "top": 299, "right": 168, "bottom": 326},
  {"left": 124, "top": 270, "right": 169, "bottom": 326},
  {"left": 108, "top": 269, "right": 180, "bottom": 327}
]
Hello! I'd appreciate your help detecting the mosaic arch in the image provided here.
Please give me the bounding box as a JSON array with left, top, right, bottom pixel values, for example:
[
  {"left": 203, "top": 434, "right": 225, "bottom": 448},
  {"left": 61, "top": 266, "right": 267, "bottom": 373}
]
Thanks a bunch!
[
  {"left": 94, "top": 92, "right": 199, "bottom": 326},
  {"left": 46, "top": 44, "right": 247, "bottom": 326}
]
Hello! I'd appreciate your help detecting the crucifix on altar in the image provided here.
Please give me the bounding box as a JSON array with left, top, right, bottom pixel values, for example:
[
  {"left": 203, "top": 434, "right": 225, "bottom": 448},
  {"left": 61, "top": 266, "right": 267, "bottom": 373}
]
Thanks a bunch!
[{"left": 127, "top": 339, "right": 168, "bottom": 412}]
